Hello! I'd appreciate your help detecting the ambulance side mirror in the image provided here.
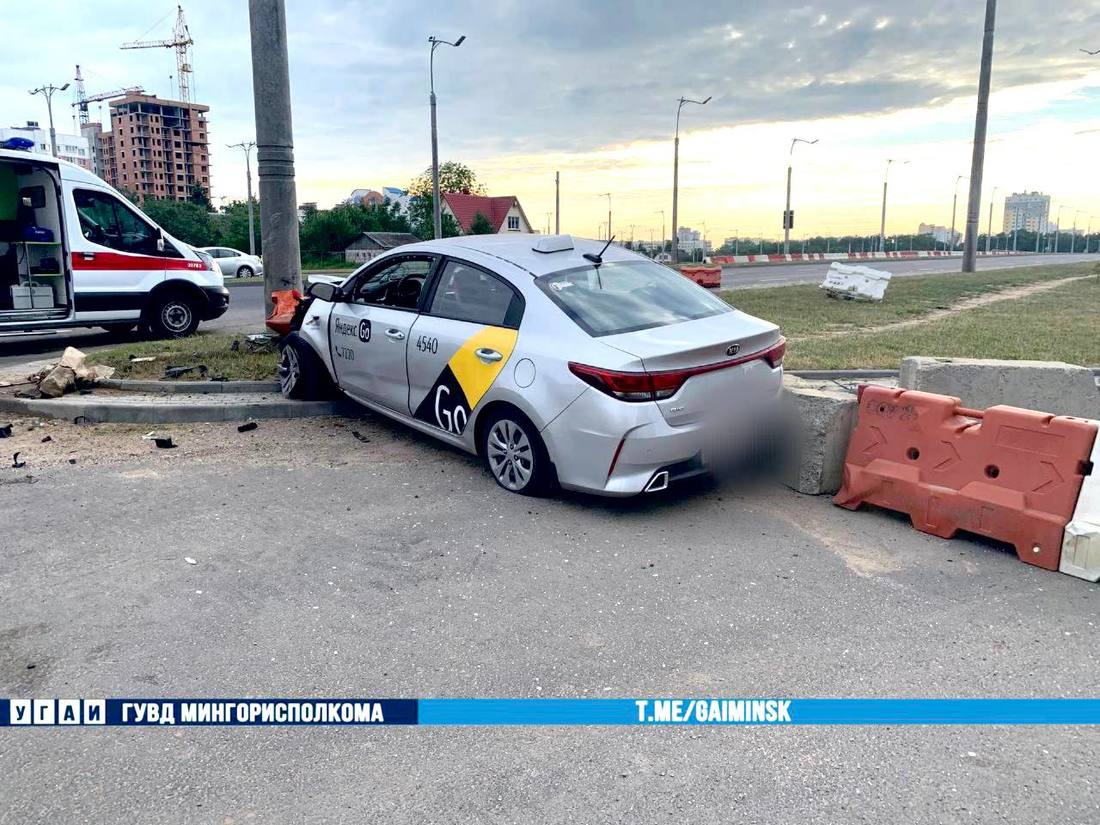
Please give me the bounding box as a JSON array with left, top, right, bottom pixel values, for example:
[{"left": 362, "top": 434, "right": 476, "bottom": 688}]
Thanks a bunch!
[{"left": 156, "top": 232, "right": 165, "bottom": 253}]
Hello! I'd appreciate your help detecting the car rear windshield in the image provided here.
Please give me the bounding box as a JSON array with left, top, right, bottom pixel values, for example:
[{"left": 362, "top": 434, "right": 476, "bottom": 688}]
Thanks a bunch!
[{"left": 535, "top": 260, "right": 731, "bottom": 337}]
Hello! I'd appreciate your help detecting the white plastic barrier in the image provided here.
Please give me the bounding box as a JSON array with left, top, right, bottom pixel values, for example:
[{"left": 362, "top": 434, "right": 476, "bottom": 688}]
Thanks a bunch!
[
  {"left": 820, "top": 262, "right": 892, "bottom": 302},
  {"left": 1061, "top": 424, "right": 1100, "bottom": 582}
]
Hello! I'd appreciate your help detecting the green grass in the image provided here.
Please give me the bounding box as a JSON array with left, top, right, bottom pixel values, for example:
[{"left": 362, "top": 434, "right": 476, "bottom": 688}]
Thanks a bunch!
[
  {"left": 94, "top": 333, "right": 279, "bottom": 381},
  {"left": 781, "top": 276, "right": 1100, "bottom": 370},
  {"left": 719, "top": 262, "right": 1096, "bottom": 339}
]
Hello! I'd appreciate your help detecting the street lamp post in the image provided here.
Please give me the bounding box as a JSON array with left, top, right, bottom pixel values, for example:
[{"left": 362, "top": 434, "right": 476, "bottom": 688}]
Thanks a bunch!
[
  {"left": 1071, "top": 210, "right": 1084, "bottom": 254},
  {"left": 599, "top": 192, "right": 612, "bottom": 241},
  {"left": 783, "top": 137, "right": 817, "bottom": 255},
  {"left": 950, "top": 175, "right": 967, "bottom": 253},
  {"left": 880, "top": 159, "right": 908, "bottom": 255},
  {"left": 671, "top": 94, "right": 711, "bottom": 264},
  {"left": 228, "top": 141, "right": 257, "bottom": 256},
  {"left": 29, "top": 82, "right": 71, "bottom": 157},
  {"left": 1053, "top": 205, "right": 1069, "bottom": 253},
  {"left": 985, "top": 186, "right": 997, "bottom": 254},
  {"left": 428, "top": 34, "right": 465, "bottom": 240}
]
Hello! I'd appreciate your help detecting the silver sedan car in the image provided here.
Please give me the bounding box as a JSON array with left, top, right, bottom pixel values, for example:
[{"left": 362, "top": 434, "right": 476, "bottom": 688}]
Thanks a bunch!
[
  {"left": 278, "top": 234, "right": 785, "bottom": 496},
  {"left": 199, "top": 247, "right": 264, "bottom": 278}
]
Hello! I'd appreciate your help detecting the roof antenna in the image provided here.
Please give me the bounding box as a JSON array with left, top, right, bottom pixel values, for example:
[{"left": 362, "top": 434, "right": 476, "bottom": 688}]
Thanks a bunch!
[{"left": 583, "top": 235, "right": 615, "bottom": 266}]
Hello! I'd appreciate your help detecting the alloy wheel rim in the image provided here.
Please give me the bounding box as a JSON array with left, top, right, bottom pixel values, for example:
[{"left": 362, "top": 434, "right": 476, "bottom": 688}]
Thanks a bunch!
[
  {"left": 487, "top": 419, "right": 533, "bottom": 490},
  {"left": 278, "top": 346, "right": 300, "bottom": 395}
]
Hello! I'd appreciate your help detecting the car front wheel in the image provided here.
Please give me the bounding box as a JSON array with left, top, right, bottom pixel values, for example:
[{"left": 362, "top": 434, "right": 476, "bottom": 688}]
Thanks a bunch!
[
  {"left": 278, "top": 333, "right": 330, "bottom": 400},
  {"left": 482, "top": 410, "right": 554, "bottom": 496}
]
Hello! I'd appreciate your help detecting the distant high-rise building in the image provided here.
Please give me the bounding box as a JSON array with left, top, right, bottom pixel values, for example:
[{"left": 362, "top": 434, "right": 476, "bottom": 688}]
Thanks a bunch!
[
  {"left": 1003, "top": 192, "right": 1050, "bottom": 233},
  {"left": 0, "top": 121, "right": 91, "bottom": 169},
  {"left": 96, "top": 93, "right": 210, "bottom": 202},
  {"left": 918, "top": 222, "right": 957, "bottom": 245}
]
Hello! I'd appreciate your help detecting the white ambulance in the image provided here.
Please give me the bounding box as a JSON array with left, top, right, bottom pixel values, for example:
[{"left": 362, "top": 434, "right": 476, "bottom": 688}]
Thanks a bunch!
[{"left": 0, "top": 145, "right": 229, "bottom": 337}]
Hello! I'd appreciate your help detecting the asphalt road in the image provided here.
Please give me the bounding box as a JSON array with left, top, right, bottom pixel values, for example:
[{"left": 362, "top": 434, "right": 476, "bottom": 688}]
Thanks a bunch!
[
  {"left": 1, "top": 255, "right": 1095, "bottom": 371},
  {"left": 1, "top": 414, "right": 1097, "bottom": 823}
]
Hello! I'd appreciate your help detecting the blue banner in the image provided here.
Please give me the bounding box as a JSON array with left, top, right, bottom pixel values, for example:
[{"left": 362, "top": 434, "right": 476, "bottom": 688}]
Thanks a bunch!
[{"left": 3, "top": 698, "right": 1100, "bottom": 727}]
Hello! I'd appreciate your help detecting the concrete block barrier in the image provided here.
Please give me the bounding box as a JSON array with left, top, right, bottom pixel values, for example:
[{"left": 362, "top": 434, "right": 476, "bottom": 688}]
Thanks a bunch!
[
  {"left": 781, "top": 377, "right": 859, "bottom": 495},
  {"left": 900, "top": 356, "right": 1100, "bottom": 419}
]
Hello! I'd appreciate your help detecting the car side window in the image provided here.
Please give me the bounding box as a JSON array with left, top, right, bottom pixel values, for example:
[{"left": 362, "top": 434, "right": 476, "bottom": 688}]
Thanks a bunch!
[
  {"left": 350, "top": 256, "right": 434, "bottom": 310},
  {"left": 428, "top": 260, "right": 524, "bottom": 328},
  {"left": 73, "top": 188, "right": 169, "bottom": 256}
]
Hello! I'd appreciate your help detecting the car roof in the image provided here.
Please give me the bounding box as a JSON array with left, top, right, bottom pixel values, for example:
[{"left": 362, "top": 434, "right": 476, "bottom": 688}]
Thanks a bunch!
[{"left": 397, "top": 234, "right": 642, "bottom": 278}]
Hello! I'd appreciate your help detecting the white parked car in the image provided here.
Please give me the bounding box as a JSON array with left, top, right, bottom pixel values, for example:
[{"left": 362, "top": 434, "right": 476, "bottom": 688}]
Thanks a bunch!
[
  {"left": 199, "top": 246, "right": 263, "bottom": 278},
  {"left": 278, "top": 234, "right": 785, "bottom": 497}
]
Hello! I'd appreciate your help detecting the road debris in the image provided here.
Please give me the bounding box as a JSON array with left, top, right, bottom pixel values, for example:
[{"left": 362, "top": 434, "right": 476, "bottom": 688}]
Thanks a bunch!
[
  {"left": 129, "top": 356, "right": 156, "bottom": 363},
  {"left": 12, "top": 451, "right": 26, "bottom": 468},
  {"left": 351, "top": 430, "right": 371, "bottom": 443},
  {"left": 237, "top": 422, "right": 258, "bottom": 433},
  {"left": 154, "top": 437, "right": 177, "bottom": 449},
  {"left": 0, "top": 423, "right": 11, "bottom": 438},
  {"left": 27, "top": 347, "right": 116, "bottom": 398},
  {"left": 184, "top": 557, "right": 197, "bottom": 565}
]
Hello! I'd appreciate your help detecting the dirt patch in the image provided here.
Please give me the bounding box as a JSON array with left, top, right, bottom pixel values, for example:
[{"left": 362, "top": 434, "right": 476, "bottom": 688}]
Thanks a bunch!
[{"left": 791, "top": 274, "right": 1091, "bottom": 342}]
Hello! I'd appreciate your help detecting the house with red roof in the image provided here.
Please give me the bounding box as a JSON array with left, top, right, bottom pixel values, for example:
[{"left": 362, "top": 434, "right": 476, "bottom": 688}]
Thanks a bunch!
[{"left": 441, "top": 193, "right": 533, "bottom": 235}]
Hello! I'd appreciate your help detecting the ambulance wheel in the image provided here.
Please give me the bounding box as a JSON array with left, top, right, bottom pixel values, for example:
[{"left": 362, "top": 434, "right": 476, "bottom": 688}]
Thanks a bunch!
[
  {"left": 146, "top": 293, "right": 200, "bottom": 338},
  {"left": 278, "top": 333, "right": 329, "bottom": 400}
]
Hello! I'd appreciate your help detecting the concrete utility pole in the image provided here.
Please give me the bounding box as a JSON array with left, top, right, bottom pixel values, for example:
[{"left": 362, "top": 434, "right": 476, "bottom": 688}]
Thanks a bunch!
[
  {"left": 880, "top": 159, "right": 907, "bottom": 254},
  {"left": 428, "top": 34, "right": 465, "bottom": 240},
  {"left": 671, "top": 94, "right": 710, "bottom": 264},
  {"left": 950, "top": 175, "right": 967, "bottom": 253},
  {"left": 228, "top": 141, "right": 257, "bottom": 256},
  {"left": 248, "top": 0, "right": 302, "bottom": 311},
  {"left": 985, "top": 186, "right": 997, "bottom": 253},
  {"left": 1053, "top": 205, "right": 1069, "bottom": 253},
  {"left": 29, "top": 82, "right": 70, "bottom": 157},
  {"left": 554, "top": 171, "right": 560, "bottom": 234},
  {"left": 783, "top": 137, "right": 817, "bottom": 255},
  {"left": 962, "top": 0, "right": 997, "bottom": 273}
]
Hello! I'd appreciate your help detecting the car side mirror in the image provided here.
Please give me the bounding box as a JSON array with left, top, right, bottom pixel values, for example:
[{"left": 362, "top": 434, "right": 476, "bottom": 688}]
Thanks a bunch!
[
  {"left": 307, "top": 281, "right": 341, "bottom": 302},
  {"left": 156, "top": 232, "right": 165, "bottom": 253}
]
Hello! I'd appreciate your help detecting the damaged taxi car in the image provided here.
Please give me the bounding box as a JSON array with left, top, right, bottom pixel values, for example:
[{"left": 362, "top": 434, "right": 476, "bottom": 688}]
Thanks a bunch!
[{"left": 278, "top": 234, "right": 785, "bottom": 497}]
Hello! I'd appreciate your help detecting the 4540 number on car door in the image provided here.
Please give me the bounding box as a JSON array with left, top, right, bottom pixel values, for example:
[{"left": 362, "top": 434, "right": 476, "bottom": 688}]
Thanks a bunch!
[{"left": 411, "top": 326, "right": 518, "bottom": 436}]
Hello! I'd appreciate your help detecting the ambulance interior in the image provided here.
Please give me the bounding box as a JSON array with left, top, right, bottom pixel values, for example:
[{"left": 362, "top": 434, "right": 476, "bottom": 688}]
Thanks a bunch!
[{"left": 0, "top": 158, "right": 70, "bottom": 318}]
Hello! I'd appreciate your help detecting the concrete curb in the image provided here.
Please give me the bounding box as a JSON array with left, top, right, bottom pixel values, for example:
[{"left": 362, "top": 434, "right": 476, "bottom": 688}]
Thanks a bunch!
[
  {"left": 0, "top": 393, "right": 355, "bottom": 424},
  {"left": 98, "top": 379, "right": 280, "bottom": 394}
]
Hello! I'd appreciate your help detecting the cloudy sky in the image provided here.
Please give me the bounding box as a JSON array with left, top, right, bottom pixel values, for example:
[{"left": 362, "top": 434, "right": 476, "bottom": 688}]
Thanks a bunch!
[{"left": 4, "top": 0, "right": 1100, "bottom": 241}]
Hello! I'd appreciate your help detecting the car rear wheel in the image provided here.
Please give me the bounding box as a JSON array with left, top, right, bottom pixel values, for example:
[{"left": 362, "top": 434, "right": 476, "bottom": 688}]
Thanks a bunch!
[
  {"left": 482, "top": 410, "right": 554, "bottom": 496},
  {"left": 146, "top": 293, "right": 200, "bottom": 338},
  {"left": 278, "top": 333, "right": 330, "bottom": 400},
  {"left": 236, "top": 265, "right": 254, "bottom": 278}
]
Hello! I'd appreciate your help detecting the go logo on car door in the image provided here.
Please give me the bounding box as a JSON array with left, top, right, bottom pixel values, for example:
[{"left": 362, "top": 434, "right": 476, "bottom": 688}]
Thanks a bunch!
[{"left": 413, "top": 326, "right": 518, "bottom": 435}]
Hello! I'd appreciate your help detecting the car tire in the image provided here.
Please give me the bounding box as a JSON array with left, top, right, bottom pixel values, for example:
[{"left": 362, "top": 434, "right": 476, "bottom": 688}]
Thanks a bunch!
[
  {"left": 145, "top": 292, "right": 200, "bottom": 339},
  {"left": 278, "top": 333, "right": 330, "bottom": 400},
  {"left": 236, "top": 265, "right": 254, "bottom": 279},
  {"left": 481, "top": 408, "right": 555, "bottom": 496}
]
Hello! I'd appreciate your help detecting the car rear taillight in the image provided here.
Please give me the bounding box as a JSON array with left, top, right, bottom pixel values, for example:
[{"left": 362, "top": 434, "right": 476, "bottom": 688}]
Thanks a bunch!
[
  {"left": 568, "top": 336, "right": 786, "bottom": 403},
  {"left": 762, "top": 337, "right": 786, "bottom": 368}
]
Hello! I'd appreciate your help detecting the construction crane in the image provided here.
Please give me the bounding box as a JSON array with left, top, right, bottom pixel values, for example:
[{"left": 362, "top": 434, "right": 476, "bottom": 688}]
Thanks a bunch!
[
  {"left": 71, "top": 65, "right": 145, "bottom": 126},
  {"left": 120, "top": 5, "right": 194, "bottom": 104}
]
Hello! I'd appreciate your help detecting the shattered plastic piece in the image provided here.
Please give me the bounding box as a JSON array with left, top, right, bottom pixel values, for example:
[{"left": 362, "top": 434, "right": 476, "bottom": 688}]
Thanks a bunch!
[
  {"left": 351, "top": 431, "right": 371, "bottom": 443},
  {"left": 154, "top": 437, "right": 176, "bottom": 449},
  {"left": 40, "top": 435, "right": 51, "bottom": 443},
  {"left": 237, "top": 422, "right": 258, "bottom": 433},
  {"left": 12, "top": 451, "right": 25, "bottom": 469},
  {"left": 163, "top": 366, "right": 195, "bottom": 379},
  {"left": 68, "top": 458, "right": 76, "bottom": 465},
  {"left": 129, "top": 356, "right": 156, "bottom": 363},
  {"left": 0, "top": 423, "right": 11, "bottom": 438},
  {"left": 72, "top": 416, "right": 90, "bottom": 425},
  {"left": 184, "top": 557, "right": 197, "bottom": 565}
]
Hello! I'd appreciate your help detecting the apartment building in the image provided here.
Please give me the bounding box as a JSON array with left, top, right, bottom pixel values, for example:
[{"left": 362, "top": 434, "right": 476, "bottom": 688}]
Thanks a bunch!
[{"left": 97, "top": 93, "right": 211, "bottom": 202}]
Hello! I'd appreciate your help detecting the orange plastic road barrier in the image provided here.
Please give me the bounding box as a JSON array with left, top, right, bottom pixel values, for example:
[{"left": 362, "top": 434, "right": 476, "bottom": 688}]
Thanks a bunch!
[
  {"left": 265, "top": 289, "right": 303, "bottom": 336},
  {"left": 834, "top": 385, "right": 1098, "bottom": 571},
  {"left": 680, "top": 265, "right": 722, "bottom": 288}
]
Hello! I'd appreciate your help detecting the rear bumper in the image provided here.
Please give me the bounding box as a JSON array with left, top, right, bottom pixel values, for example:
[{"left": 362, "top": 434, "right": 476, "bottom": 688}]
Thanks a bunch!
[
  {"left": 542, "top": 362, "right": 784, "bottom": 496},
  {"left": 201, "top": 286, "right": 231, "bottom": 320}
]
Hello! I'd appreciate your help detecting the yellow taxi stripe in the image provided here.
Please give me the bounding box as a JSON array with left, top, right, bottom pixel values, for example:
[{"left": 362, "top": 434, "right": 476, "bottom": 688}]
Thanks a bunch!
[{"left": 446, "top": 326, "right": 519, "bottom": 409}]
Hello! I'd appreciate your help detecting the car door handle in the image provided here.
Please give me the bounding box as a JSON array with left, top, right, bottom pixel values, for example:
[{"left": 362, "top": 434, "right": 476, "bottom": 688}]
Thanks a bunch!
[
  {"left": 385, "top": 329, "right": 405, "bottom": 341},
  {"left": 475, "top": 348, "right": 503, "bottom": 363},
  {"left": 81, "top": 251, "right": 95, "bottom": 261}
]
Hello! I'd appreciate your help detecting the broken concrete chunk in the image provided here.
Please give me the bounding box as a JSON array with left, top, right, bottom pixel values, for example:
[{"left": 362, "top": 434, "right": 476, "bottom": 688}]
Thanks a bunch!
[
  {"left": 781, "top": 377, "right": 859, "bottom": 496},
  {"left": 37, "top": 366, "right": 76, "bottom": 398},
  {"left": 58, "top": 346, "right": 87, "bottom": 372}
]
